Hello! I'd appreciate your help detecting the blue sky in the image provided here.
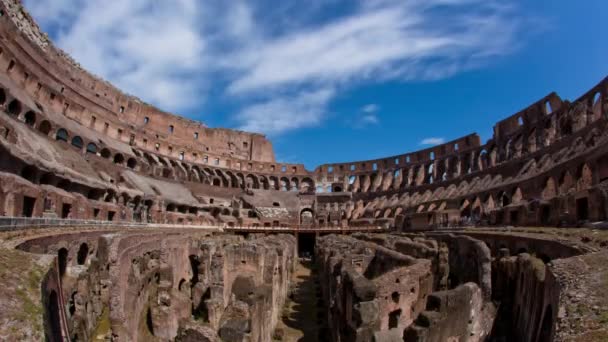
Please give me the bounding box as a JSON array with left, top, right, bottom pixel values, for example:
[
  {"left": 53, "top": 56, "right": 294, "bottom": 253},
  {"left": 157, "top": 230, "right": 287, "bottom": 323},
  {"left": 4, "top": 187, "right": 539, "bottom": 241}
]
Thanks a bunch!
[{"left": 24, "top": 0, "right": 608, "bottom": 169}]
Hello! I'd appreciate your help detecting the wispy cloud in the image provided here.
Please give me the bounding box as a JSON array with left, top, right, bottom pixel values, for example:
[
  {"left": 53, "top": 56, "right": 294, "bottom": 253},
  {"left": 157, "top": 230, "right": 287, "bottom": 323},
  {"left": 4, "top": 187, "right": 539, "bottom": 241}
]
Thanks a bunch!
[
  {"left": 24, "top": 0, "right": 534, "bottom": 134},
  {"left": 362, "top": 104, "right": 379, "bottom": 113},
  {"left": 420, "top": 137, "right": 446, "bottom": 145},
  {"left": 350, "top": 103, "right": 380, "bottom": 128},
  {"left": 236, "top": 88, "right": 335, "bottom": 135},
  {"left": 25, "top": 0, "right": 205, "bottom": 112}
]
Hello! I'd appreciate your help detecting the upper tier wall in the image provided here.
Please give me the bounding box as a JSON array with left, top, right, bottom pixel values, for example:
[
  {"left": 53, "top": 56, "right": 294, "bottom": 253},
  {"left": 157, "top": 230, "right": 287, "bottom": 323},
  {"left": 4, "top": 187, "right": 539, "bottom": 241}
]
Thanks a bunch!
[
  {"left": 0, "top": 0, "right": 277, "bottom": 165},
  {"left": 0, "top": 0, "right": 607, "bottom": 183}
]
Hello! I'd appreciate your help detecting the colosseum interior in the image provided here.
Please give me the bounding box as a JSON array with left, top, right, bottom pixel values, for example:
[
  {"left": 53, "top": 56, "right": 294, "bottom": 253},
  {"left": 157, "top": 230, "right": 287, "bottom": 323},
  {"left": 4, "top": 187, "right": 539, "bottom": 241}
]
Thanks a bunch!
[{"left": 0, "top": 1, "right": 607, "bottom": 341}]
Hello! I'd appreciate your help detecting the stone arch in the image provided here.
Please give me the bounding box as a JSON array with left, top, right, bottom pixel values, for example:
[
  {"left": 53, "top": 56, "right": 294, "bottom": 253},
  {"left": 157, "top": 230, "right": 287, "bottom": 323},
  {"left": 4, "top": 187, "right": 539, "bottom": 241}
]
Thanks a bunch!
[
  {"left": 100, "top": 148, "right": 111, "bottom": 159},
  {"left": 77, "top": 243, "right": 89, "bottom": 265},
  {"left": 300, "top": 208, "right": 314, "bottom": 225},
  {"left": 127, "top": 158, "right": 137, "bottom": 169},
  {"left": 245, "top": 174, "right": 259, "bottom": 189},
  {"left": 47, "top": 290, "right": 63, "bottom": 342},
  {"left": 259, "top": 175, "right": 269, "bottom": 190},
  {"left": 7, "top": 99, "right": 21, "bottom": 115},
  {"left": 269, "top": 176, "right": 279, "bottom": 190},
  {"left": 86, "top": 143, "right": 97, "bottom": 154},
  {"left": 38, "top": 120, "right": 52, "bottom": 135},
  {"left": 55, "top": 128, "right": 69, "bottom": 142},
  {"left": 280, "top": 177, "right": 290, "bottom": 191},
  {"left": 58, "top": 248, "right": 68, "bottom": 277},
  {"left": 291, "top": 177, "right": 299, "bottom": 191},
  {"left": 23, "top": 110, "right": 36, "bottom": 126},
  {"left": 498, "top": 191, "right": 510, "bottom": 207},
  {"left": 71, "top": 136, "right": 83, "bottom": 149},
  {"left": 113, "top": 153, "right": 125, "bottom": 165},
  {"left": 300, "top": 177, "right": 314, "bottom": 192}
]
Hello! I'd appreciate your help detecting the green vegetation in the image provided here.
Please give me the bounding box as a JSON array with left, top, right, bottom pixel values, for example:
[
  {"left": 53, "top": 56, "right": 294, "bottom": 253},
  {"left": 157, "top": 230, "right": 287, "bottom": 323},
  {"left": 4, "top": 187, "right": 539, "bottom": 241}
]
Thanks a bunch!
[
  {"left": 0, "top": 248, "right": 49, "bottom": 340},
  {"left": 91, "top": 307, "right": 111, "bottom": 342}
]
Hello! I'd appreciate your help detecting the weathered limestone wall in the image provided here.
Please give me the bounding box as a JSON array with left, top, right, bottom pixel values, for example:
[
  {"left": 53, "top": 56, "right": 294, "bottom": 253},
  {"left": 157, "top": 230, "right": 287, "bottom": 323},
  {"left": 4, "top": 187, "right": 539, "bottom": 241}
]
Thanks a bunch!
[
  {"left": 491, "top": 251, "right": 560, "bottom": 342},
  {"left": 352, "top": 233, "right": 449, "bottom": 291},
  {"left": 425, "top": 233, "right": 492, "bottom": 299},
  {"left": 316, "top": 234, "right": 434, "bottom": 342},
  {"left": 17, "top": 230, "right": 296, "bottom": 342},
  {"left": 403, "top": 283, "right": 488, "bottom": 342}
]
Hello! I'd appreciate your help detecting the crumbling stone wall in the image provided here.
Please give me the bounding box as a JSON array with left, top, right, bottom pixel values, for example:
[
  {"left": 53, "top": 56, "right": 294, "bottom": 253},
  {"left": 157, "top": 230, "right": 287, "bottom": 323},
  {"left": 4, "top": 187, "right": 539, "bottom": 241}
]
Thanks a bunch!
[
  {"left": 316, "top": 235, "right": 434, "bottom": 341},
  {"left": 17, "top": 230, "right": 296, "bottom": 341}
]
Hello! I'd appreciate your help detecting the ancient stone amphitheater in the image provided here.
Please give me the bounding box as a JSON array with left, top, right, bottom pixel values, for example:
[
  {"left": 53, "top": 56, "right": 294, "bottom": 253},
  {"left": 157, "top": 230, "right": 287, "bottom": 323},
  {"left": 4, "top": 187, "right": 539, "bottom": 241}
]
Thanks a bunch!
[{"left": 0, "top": 1, "right": 607, "bottom": 341}]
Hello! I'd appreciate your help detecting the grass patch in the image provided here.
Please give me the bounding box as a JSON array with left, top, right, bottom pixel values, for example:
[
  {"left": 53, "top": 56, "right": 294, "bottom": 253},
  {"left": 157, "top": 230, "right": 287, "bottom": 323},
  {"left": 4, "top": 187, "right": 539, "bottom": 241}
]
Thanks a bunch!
[{"left": 91, "top": 307, "right": 111, "bottom": 342}]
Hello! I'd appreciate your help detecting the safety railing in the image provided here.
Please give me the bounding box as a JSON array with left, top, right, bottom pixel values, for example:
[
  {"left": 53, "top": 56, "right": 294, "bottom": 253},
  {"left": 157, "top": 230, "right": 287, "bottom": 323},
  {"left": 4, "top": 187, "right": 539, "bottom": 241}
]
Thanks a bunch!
[{"left": 0, "top": 216, "right": 149, "bottom": 232}]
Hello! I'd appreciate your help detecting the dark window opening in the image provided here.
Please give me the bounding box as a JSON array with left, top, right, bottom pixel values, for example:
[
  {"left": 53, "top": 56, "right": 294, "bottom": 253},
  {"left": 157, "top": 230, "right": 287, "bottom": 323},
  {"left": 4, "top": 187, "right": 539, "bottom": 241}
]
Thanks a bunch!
[
  {"left": 77, "top": 243, "right": 89, "bottom": 265},
  {"left": 71, "top": 136, "right": 83, "bottom": 149},
  {"left": 541, "top": 206, "right": 551, "bottom": 225},
  {"left": 388, "top": 309, "right": 402, "bottom": 329},
  {"left": 48, "top": 291, "right": 63, "bottom": 342},
  {"left": 56, "top": 128, "right": 69, "bottom": 142},
  {"left": 61, "top": 203, "right": 71, "bottom": 219},
  {"left": 510, "top": 211, "right": 519, "bottom": 226},
  {"left": 38, "top": 120, "right": 51, "bottom": 135},
  {"left": 24, "top": 111, "right": 36, "bottom": 126},
  {"left": 8, "top": 99, "right": 21, "bottom": 115},
  {"left": 58, "top": 248, "right": 68, "bottom": 277},
  {"left": 391, "top": 291, "right": 400, "bottom": 304},
  {"left": 576, "top": 197, "right": 589, "bottom": 221},
  {"left": 86, "top": 143, "right": 97, "bottom": 154},
  {"left": 22, "top": 196, "right": 36, "bottom": 217},
  {"left": 107, "top": 211, "right": 115, "bottom": 221}
]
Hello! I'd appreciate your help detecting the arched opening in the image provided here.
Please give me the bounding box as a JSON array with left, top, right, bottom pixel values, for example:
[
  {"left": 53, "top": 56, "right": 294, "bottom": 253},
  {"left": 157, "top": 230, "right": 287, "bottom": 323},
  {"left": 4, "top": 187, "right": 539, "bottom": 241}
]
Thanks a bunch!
[
  {"left": 593, "top": 92, "right": 601, "bottom": 107},
  {"left": 71, "top": 136, "right": 83, "bottom": 149},
  {"left": 388, "top": 309, "right": 402, "bottom": 329},
  {"left": 127, "top": 158, "right": 137, "bottom": 169},
  {"left": 7, "top": 99, "right": 21, "bottom": 115},
  {"left": 58, "top": 248, "right": 68, "bottom": 277},
  {"left": 55, "top": 128, "right": 69, "bottom": 142},
  {"left": 100, "top": 148, "right": 111, "bottom": 159},
  {"left": 545, "top": 101, "right": 552, "bottom": 115},
  {"left": 47, "top": 291, "right": 63, "bottom": 342},
  {"left": 24, "top": 111, "right": 36, "bottom": 126},
  {"left": 76, "top": 243, "right": 89, "bottom": 265},
  {"left": 38, "top": 120, "right": 52, "bottom": 135},
  {"left": 0, "top": 88, "right": 5, "bottom": 105},
  {"left": 86, "top": 143, "right": 97, "bottom": 154},
  {"left": 298, "top": 233, "right": 316, "bottom": 257},
  {"left": 300, "top": 208, "right": 314, "bottom": 226},
  {"left": 113, "top": 153, "right": 125, "bottom": 165}
]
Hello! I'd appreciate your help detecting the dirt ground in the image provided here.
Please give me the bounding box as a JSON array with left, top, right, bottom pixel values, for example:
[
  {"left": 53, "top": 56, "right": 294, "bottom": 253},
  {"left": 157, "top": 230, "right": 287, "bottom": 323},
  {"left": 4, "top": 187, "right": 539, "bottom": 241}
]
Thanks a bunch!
[{"left": 274, "top": 260, "right": 327, "bottom": 342}]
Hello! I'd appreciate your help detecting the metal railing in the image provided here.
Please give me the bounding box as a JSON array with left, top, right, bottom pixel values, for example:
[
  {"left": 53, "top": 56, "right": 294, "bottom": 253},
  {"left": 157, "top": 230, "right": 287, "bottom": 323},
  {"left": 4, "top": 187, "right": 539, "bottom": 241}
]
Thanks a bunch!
[
  {"left": 0, "top": 216, "right": 149, "bottom": 231},
  {"left": 0, "top": 216, "right": 386, "bottom": 233}
]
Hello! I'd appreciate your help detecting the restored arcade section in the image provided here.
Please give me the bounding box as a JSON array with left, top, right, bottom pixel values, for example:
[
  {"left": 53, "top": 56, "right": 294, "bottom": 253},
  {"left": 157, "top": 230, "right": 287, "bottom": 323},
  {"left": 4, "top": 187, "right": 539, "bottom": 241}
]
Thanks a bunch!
[{"left": 0, "top": 0, "right": 607, "bottom": 341}]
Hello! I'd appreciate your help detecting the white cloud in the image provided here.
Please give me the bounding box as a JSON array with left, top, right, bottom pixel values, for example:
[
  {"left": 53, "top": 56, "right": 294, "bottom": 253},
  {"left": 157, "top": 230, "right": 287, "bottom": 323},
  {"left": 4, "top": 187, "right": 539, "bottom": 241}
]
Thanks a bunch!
[
  {"left": 420, "top": 137, "right": 446, "bottom": 145},
  {"left": 23, "top": 0, "right": 532, "bottom": 134},
  {"left": 24, "top": 0, "right": 205, "bottom": 112},
  {"left": 236, "top": 88, "right": 335, "bottom": 135},
  {"left": 361, "top": 114, "right": 379, "bottom": 125},
  {"left": 362, "top": 104, "right": 379, "bottom": 113},
  {"left": 224, "top": 0, "right": 524, "bottom": 95}
]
